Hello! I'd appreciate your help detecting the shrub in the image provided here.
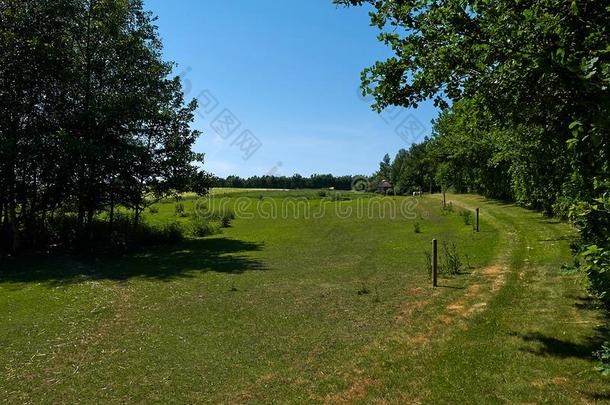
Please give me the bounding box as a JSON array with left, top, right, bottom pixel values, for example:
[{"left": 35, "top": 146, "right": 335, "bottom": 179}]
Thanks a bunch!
[
  {"left": 460, "top": 209, "right": 473, "bottom": 225},
  {"left": 156, "top": 222, "right": 185, "bottom": 244},
  {"left": 190, "top": 218, "right": 221, "bottom": 237},
  {"left": 414, "top": 222, "right": 422, "bottom": 233},
  {"left": 441, "top": 201, "right": 454, "bottom": 215},
  {"left": 579, "top": 243, "right": 610, "bottom": 308},
  {"left": 357, "top": 283, "right": 371, "bottom": 295},
  {"left": 220, "top": 214, "right": 232, "bottom": 228},
  {"left": 133, "top": 221, "right": 185, "bottom": 246},
  {"left": 174, "top": 202, "right": 186, "bottom": 217},
  {"left": 9, "top": 211, "right": 185, "bottom": 255},
  {"left": 440, "top": 241, "right": 462, "bottom": 275},
  {"left": 423, "top": 250, "right": 432, "bottom": 275},
  {"left": 570, "top": 193, "right": 610, "bottom": 375},
  {"left": 194, "top": 199, "right": 208, "bottom": 215},
  {"left": 595, "top": 343, "right": 610, "bottom": 376}
]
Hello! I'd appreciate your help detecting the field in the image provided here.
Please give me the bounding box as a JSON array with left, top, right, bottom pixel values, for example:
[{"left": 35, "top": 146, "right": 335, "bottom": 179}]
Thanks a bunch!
[{"left": 1, "top": 191, "right": 608, "bottom": 403}]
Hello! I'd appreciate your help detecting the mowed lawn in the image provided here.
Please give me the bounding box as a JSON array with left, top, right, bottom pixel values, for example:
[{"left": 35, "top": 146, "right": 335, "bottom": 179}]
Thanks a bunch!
[{"left": 1, "top": 191, "right": 607, "bottom": 403}]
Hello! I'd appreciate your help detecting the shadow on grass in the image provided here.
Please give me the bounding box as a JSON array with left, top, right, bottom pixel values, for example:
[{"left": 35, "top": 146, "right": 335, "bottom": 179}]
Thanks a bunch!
[
  {"left": 0, "top": 237, "right": 265, "bottom": 286},
  {"left": 571, "top": 295, "right": 603, "bottom": 312},
  {"left": 511, "top": 295, "right": 609, "bottom": 360},
  {"left": 537, "top": 236, "right": 574, "bottom": 242},
  {"left": 511, "top": 332, "right": 602, "bottom": 360},
  {"left": 436, "top": 284, "right": 466, "bottom": 290},
  {"left": 523, "top": 338, "right": 610, "bottom": 402},
  {"left": 585, "top": 392, "right": 610, "bottom": 401}
]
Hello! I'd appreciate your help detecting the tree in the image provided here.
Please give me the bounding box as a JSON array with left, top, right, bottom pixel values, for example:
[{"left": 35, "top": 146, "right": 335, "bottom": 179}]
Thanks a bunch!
[
  {"left": 336, "top": 0, "right": 609, "bottom": 212},
  {"left": 0, "top": 0, "right": 206, "bottom": 253},
  {"left": 373, "top": 153, "right": 392, "bottom": 186}
]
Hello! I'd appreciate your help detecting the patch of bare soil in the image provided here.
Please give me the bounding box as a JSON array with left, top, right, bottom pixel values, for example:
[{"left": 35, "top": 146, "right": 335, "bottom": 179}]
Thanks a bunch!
[
  {"left": 323, "top": 378, "right": 381, "bottom": 404},
  {"left": 404, "top": 263, "right": 508, "bottom": 348}
]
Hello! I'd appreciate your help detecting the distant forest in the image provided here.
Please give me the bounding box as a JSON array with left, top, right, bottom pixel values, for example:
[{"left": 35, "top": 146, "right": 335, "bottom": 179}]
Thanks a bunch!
[{"left": 212, "top": 174, "right": 358, "bottom": 191}]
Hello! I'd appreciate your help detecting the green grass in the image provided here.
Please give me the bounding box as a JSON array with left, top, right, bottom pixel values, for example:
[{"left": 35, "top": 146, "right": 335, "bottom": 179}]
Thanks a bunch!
[{"left": 0, "top": 191, "right": 607, "bottom": 403}]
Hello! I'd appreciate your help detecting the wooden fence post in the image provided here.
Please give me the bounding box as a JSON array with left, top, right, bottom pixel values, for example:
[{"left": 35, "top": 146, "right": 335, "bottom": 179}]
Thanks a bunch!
[
  {"left": 432, "top": 239, "right": 438, "bottom": 287},
  {"left": 476, "top": 208, "right": 480, "bottom": 232}
]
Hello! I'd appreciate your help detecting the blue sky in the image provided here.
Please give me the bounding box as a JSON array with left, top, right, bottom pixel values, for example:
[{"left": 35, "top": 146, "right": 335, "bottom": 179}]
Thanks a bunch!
[{"left": 145, "top": 0, "right": 439, "bottom": 178}]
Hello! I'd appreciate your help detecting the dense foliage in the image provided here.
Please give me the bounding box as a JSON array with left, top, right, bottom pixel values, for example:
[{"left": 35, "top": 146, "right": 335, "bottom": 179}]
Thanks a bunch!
[
  {"left": 0, "top": 0, "right": 207, "bottom": 254},
  {"left": 339, "top": 0, "right": 610, "bottom": 368},
  {"left": 213, "top": 174, "right": 357, "bottom": 190}
]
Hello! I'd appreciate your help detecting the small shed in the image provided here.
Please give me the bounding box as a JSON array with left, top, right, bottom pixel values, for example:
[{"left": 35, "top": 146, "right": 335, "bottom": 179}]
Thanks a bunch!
[{"left": 377, "top": 180, "right": 392, "bottom": 194}]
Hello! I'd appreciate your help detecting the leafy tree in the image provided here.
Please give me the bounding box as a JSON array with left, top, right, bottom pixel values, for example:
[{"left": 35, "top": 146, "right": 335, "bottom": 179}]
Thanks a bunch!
[
  {"left": 0, "top": 0, "right": 206, "bottom": 253},
  {"left": 336, "top": 0, "right": 609, "bottom": 211},
  {"left": 378, "top": 153, "right": 391, "bottom": 181}
]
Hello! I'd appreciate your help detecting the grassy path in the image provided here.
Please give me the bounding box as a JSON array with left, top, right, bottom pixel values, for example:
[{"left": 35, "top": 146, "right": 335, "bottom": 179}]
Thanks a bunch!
[{"left": 346, "top": 194, "right": 609, "bottom": 403}]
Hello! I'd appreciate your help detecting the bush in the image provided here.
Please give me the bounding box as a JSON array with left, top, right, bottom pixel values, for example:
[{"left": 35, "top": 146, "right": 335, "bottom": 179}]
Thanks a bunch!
[
  {"left": 157, "top": 222, "right": 185, "bottom": 243},
  {"left": 190, "top": 218, "right": 221, "bottom": 237},
  {"left": 571, "top": 193, "right": 610, "bottom": 375},
  {"left": 423, "top": 250, "right": 432, "bottom": 275},
  {"left": 357, "top": 283, "right": 371, "bottom": 295},
  {"left": 596, "top": 343, "right": 610, "bottom": 376},
  {"left": 44, "top": 213, "right": 186, "bottom": 253},
  {"left": 220, "top": 214, "right": 232, "bottom": 228},
  {"left": 441, "top": 201, "right": 454, "bottom": 215},
  {"left": 460, "top": 209, "right": 472, "bottom": 225},
  {"left": 571, "top": 195, "right": 610, "bottom": 308},
  {"left": 579, "top": 243, "right": 610, "bottom": 308},
  {"left": 414, "top": 222, "right": 422, "bottom": 233},
  {"left": 223, "top": 208, "right": 236, "bottom": 220},
  {"left": 174, "top": 202, "right": 187, "bottom": 217},
  {"left": 440, "top": 241, "right": 462, "bottom": 275},
  {"left": 132, "top": 221, "right": 185, "bottom": 246}
]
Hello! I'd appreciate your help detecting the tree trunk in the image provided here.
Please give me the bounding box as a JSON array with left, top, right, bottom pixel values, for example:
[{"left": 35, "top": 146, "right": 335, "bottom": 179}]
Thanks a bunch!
[
  {"left": 8, "top": 199, "right": 18, "bottom": 254},
  {"left": 133, "top": 205, "right": 140, "bottom": 228},
  {"left": 109, "top": 199, "right": 115, "bottom": 230},
  {"left": 86, "top": 205, "right": 95, "bottom": 241},
  {"left": 77, "top": 198, "right": 85, "bottom": 234}
]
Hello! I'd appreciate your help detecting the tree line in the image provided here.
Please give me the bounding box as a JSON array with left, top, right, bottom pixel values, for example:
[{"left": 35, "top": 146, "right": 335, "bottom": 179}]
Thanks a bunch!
[
  {"left": 0, "top": 0, "right": 207, "bottom": 254},
  {"left": 213, "top": 174, "right": 357, "bottom": 191}
]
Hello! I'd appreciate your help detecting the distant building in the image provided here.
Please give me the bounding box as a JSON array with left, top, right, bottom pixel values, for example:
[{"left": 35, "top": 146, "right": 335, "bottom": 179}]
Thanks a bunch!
[{"left": 377, "top": 180, "right": 392, "bottom": 194}]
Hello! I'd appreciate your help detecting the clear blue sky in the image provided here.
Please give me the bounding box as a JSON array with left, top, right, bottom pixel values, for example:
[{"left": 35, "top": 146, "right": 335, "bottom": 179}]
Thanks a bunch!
[{"left": 145, "top": 0, "right": 439, "bottom": 178}]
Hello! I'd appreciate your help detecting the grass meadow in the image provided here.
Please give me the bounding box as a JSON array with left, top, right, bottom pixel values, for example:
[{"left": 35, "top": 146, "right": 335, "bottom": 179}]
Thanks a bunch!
[{"left": 1, "top": 190, "right": 607, "bottom": 403}]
